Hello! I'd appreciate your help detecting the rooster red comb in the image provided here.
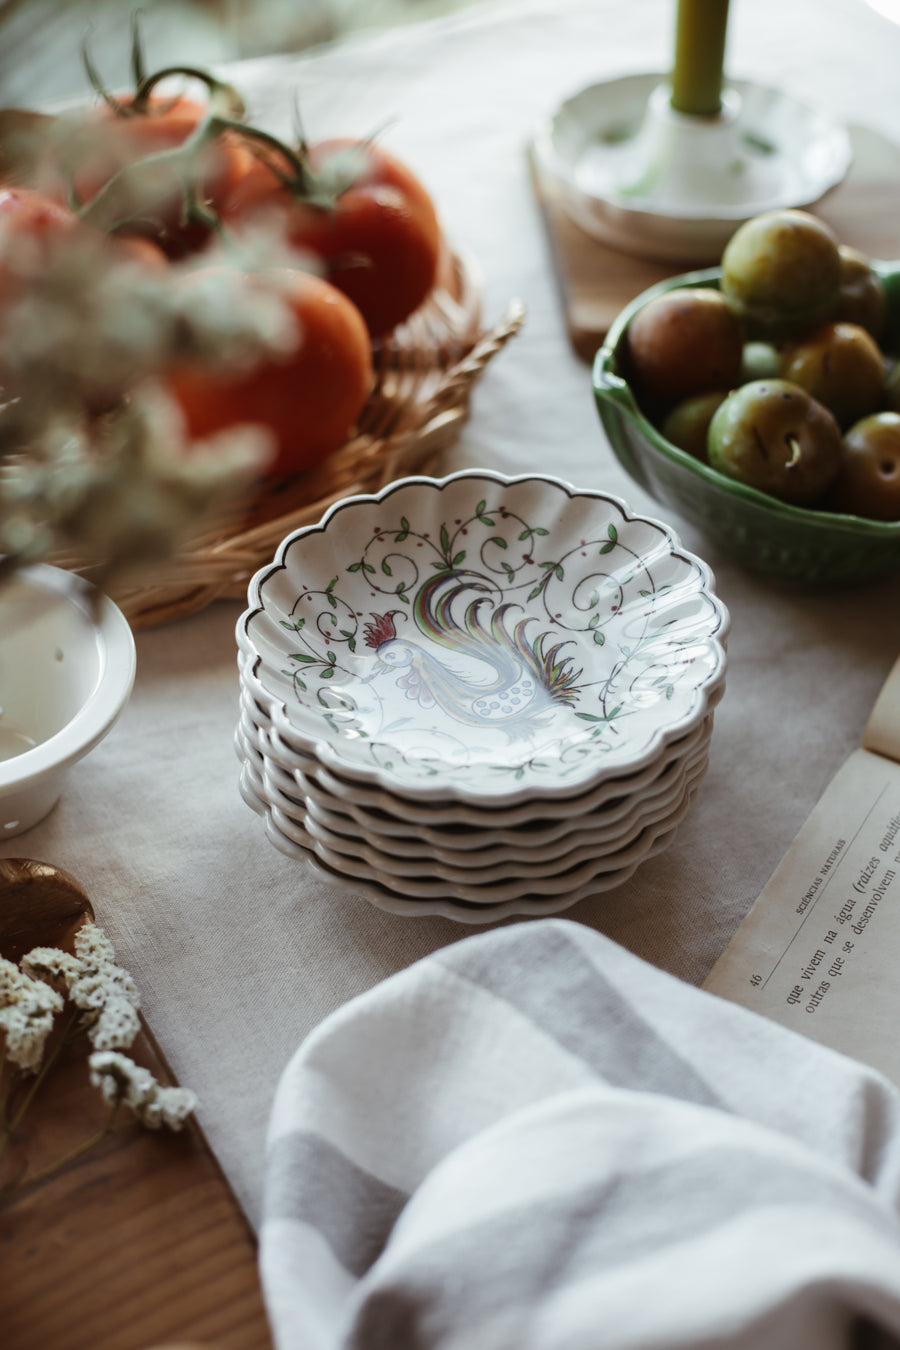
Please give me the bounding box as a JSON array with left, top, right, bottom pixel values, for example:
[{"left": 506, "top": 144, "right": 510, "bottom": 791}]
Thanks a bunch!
[{"left": 363, "top": 612, "right": 397, "bottom": 649}]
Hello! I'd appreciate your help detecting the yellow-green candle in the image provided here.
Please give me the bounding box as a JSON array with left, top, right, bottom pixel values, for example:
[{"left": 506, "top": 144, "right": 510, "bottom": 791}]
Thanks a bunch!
[{"left": 670, "top": 0, "right": 731, "bottom": 116}]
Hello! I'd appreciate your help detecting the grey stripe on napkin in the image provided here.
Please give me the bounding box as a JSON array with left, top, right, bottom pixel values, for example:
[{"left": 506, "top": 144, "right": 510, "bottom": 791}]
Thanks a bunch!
[
  {"left": 265, "top": 1130, "right": 407, "bottom": 1277},
  {"left": 435, "top": 920, "right": 720, "bottom": 1105}
]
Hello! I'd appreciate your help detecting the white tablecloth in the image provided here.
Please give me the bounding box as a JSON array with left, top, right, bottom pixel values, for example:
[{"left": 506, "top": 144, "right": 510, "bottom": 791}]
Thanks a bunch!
[{"left": 3, "top": 0, "right": 900, "bottom": 1228}]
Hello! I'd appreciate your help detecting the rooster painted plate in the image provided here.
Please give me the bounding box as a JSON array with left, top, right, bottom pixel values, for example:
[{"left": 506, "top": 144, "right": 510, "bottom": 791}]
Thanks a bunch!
[{"left": 237, "top": 471, "right": 729, "bottom": 806}]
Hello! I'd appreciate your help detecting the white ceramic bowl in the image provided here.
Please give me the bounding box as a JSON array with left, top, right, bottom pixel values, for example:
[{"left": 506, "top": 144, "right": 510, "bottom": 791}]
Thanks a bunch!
[
  {"left": 237, "top": 471, "right": 729, "bottom": 807},
  {"left": 0, "top": 565, "right": 136, "bottom": 837}
]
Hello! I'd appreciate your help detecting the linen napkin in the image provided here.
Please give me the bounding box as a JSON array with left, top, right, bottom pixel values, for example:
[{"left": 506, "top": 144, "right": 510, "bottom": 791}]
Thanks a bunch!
[{"left": 259, "top": 919, "right": 900, "bottom": 1350}]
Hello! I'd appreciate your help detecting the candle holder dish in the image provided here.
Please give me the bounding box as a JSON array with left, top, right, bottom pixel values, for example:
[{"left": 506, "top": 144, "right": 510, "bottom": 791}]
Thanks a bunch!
[
  {"left": 0, "top": 565, "right": 136, "bottom": 837},
  {"left": 593, "top": 266, "right": 900, "bottom": 586},
  {"left": 532, "top": 74, "right": 852, "bottom": 264},
  {"left": 234, "top": 470, "right": 728, "bottom": 921}
]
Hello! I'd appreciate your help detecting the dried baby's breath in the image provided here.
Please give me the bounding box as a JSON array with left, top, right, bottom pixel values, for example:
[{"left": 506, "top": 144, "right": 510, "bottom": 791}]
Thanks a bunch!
[
  {"left": 18, "top": 947, "right": 80, "bottom": 985},
  {"left": 0, "top": 222, "right": 300, "bottom": 419},
  {"left": 89, "top": 998, "right": 141, "bottom": 1053},
  {"left": 0, "top": 956, "right": 64, "bottom": 1073},
  {"left": 73, "top": 923, "right": 117, "bottom": 966},
  {"left": 89, "top": 1051, "right": 197, "bottom": 1131},
  {"left": 24, "top": 920, "right": 140, "bottom": 1051},
  {"left": 2, "top": 919, "right": 199, "bottom": 1198}
]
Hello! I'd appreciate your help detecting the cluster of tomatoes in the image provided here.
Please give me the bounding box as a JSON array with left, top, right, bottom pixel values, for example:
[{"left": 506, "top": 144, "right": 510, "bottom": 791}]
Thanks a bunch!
[{"left": 0, "top": 78, "right": 444, "bottom": 479}]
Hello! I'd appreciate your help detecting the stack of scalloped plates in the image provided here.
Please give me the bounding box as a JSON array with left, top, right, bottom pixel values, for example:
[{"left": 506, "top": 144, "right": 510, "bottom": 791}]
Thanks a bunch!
[{"left": 235, "top": 471, "right": 729, "bottom": 922}]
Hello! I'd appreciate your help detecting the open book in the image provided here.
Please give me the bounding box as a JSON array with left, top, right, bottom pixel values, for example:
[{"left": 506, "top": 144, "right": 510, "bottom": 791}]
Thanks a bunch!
[{"left": 704, "top": 654, "right": 900, "bottom": 1085}]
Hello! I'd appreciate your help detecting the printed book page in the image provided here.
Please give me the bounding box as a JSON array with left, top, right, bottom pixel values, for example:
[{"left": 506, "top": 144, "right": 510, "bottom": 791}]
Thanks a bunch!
[{"left": 704, "top": 656, "right": 900, "bottom": 1086}]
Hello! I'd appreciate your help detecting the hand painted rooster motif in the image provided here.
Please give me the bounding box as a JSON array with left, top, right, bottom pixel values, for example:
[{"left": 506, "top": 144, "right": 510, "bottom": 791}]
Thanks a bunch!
[{"left": 362, "top": 572, "right": 583, "bottom": 736}]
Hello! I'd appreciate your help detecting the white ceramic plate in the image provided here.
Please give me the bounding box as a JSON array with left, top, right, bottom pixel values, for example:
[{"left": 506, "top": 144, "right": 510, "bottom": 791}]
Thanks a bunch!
[
  {"left": 236, "top": 732, "right": 697, "bottom": 921},
  {"left": 250, "top": 783, "right": 694, "bottom": 922},
  {"left": 270, "top": 744, "right": 702, "bottom": 860},
  {"left": 239, "top": 673, "right": 721, "bottom": 829},
  {"left": 270, "top": 749, "right": 708, "bottom": 885},
  {"left": 237, "top": 688, "right": 712, "bottom": 846},
  {"left": 235, "top": 724, "right": 704, "bottom": 904},
  {"left": 237, "top": 471, "right": 728, "bottom": 807},
  {"left": 255, "top": 732, "right": 709, "bottom": 874},
  {"left": 242, "top": 695, "right": 716, "bottom": 830}
]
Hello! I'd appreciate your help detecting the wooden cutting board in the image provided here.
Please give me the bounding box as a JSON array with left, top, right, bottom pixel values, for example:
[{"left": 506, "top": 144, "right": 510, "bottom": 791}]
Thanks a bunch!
[
  {"left": 529, "top": 123, "right": 900, "bottom": 364},
  {"left": 0, "top": 860, "right": 272, "bottom": 1350}
]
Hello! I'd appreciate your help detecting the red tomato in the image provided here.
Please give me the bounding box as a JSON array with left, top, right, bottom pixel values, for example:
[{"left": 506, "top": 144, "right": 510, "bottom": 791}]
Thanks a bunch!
[
  {"left": 0, "top": 188, "right": 77, "bottom": 356},
  {"left": 0, "top": 184, "right": 167, "bottom": 279},
  {"left": 222, "top": 138, "right": 442, "bottom": 337},
  {"left": 113, "top": 234, "right": 169, "bottom": 269},
  {"left": 39, "top": 96, "right": 251, "bottom": 257},
  {"left": 0, "top": 183, "right": 79, "bottom": 240},
  {"left": 0, "top": 186, "right": 169, "bottom": 403},
  {"left": 167, "top": 269, "right": 373, "bottom": 478}
]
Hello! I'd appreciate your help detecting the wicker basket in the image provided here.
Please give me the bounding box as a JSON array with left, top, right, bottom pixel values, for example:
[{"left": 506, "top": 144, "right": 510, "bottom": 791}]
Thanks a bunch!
[{"left": 54, "top": 251, "right": 524, "bottom": 630}]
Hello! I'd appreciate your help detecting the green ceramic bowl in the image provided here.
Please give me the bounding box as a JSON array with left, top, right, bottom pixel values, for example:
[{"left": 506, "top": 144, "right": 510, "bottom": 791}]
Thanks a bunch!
[{"left": 593, "top": 263, "right": 900, "bottom": 585}]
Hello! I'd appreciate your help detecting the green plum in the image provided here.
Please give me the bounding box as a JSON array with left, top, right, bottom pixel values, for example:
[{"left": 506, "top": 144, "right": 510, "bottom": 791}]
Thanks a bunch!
[
  {"left": 740, "top": 340, "right": 781, "bottom": 383},
  {"left": 883, "top": 359, "right": 900, "bottom": 412},
  {"left": 707, "top": 379, "right": 843, "bottom": 505},
  {"left": 721, "top": 209, "right": 842, "bottom": 337},
  {"left": 780, "top": 322, "right": 885, "bottom": 429},
  {"left": 660, "top": 391, "right": 728, "bottom": 460},
  {"left": 835, "top": 245, "right": 887, "bottom": 340},
  {"left": 831, "top": 412, "right": 900, "bottom": 520}
]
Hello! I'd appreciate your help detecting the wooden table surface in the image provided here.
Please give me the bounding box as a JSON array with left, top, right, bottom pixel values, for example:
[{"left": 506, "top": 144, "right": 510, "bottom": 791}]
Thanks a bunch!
[{"left": 0, "top": 860, "right": 271, "bottom": 1350}]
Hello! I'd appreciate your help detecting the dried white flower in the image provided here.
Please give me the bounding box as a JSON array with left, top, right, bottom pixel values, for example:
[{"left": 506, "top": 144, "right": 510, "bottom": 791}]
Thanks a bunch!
[
  {"left": 139, "top": 1084, "right": 198, "bottom": 1132},
  {"left": 89, "top": 996, "right": 141, "bottom": 1053},
  {"left": 88, "top": 1051, "right": 197, "bottom": 1131},
  {"left": 68, "top": 964, "right": 140, "bottom": 1013},
  {"left": 22, "top": 921, "right": 141, "bottom": 1051},
  {"left": 20, "top": 947, "right": 81, "bottom": 985},
  {"left": 73, "top": 923, "right": 117, "bottom": 966},
  {"left": 0, "top": 956, "right": 64, "bottom": 1073},
  {"left": 89, "top": 1050, "right": 154, "bottom": 1107}
]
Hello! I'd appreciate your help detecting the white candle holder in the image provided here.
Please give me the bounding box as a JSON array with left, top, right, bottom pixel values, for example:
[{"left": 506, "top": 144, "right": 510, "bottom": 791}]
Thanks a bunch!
[{"left": 532, "top": 73, "right": 852, "bottom": 264}]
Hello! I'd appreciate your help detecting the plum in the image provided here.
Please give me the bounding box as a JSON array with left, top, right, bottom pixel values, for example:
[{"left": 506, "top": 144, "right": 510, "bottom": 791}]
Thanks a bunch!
[
  {"left": 835, "top": 245, "right": 887, "bottom": 340},
  {"left": 831, "top": 412, "right": 900, "bottom": 520},
  {"left": 660, "top": 390, "right": 728, "bottom": 459},
  {"left": 780, "top": 322, "right": 884, "bottom": 430},
  {"left": 721, "top": 209, "right": 842, "bottom": 337},
  {"left": 707, "top": 379, "right": 842, "bottom": 505},
  {"left": 625, "top": 287, "right": 744, "bottom": 403}
]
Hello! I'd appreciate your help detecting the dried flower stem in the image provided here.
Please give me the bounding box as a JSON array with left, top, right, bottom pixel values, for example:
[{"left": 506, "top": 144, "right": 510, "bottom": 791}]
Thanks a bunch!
[
  {"left": 0, "top": 1009, "right": 82, "bottom": 1152},
  {"left": 0, "top": 1042, "right": 9, "bottom": 1125},
  {"left": 0, "top": 1097, "right": 125, "bottom": 1205},
  {"left": 12, "top": 1098, "right": 123, "bottom": 1196}
]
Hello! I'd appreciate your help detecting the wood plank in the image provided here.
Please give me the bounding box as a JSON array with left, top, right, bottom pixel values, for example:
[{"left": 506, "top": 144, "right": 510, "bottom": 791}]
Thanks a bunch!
[
  {"left": 530, "top": 122, "right": 900, "bottom": 364},
  {"left": 0, "top": 860, "right": 272, "bottom": 1350}
]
